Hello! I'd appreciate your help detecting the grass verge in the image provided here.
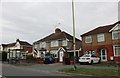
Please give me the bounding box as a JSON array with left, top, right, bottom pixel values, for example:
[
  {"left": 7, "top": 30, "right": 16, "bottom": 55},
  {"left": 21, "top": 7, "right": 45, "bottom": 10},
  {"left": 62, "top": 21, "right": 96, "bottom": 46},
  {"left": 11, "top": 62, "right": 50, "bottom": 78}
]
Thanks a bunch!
[
  {"left": 59, "top": 68, "right": 120, "bottom": 77},
  {"left": 92, "top": 62, "right": 120, "bottom": 67}
]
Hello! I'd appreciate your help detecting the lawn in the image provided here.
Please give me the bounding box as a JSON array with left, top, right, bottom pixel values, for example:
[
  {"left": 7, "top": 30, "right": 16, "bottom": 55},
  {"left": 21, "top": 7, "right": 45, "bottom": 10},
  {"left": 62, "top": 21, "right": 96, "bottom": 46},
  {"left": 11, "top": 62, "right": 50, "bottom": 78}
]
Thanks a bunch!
[
  {"left": 59, "top": 68, "right": 120, "bottom": 77},
  {"left": 92, "top": 62, "right": 120, "bottom": 67}
]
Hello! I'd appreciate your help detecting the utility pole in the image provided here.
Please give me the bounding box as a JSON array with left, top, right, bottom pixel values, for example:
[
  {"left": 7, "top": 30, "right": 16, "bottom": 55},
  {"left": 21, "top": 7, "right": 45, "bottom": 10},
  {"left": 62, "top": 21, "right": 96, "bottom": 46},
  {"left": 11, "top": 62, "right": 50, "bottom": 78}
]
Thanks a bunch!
[{"left": 72, "top": 0, "right": 76, "bottom": 70}]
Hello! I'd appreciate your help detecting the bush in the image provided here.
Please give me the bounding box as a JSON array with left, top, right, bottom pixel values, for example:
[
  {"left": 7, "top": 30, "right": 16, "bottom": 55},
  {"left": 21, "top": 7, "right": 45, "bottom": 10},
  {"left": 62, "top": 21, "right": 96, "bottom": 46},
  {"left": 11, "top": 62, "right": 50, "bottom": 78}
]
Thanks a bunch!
[
  {"left": 45, "top": 52, "right": 51, "bottom": 56},
  {"left": 26, "top": 54, "right": 34, "bottom": 60}
]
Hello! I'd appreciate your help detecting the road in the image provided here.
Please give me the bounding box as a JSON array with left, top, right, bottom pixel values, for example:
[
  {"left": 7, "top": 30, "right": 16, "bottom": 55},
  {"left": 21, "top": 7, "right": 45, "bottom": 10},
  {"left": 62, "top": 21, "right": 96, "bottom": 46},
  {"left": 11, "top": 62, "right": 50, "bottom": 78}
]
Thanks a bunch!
[
  {"left": 1, "top": 63, "right": 119, "bottom": 78},
  {"left": 2, "top": 63, "right": 68, "bottom": 76}
]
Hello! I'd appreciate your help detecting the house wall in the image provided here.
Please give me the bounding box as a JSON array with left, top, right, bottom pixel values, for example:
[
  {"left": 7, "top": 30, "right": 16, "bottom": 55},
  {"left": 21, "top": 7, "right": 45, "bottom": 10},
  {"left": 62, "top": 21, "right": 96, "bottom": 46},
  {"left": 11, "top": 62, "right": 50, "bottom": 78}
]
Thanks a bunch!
[
  {"left": 112, "top": 40, "right": 120, "bottom": 44},
  {"left": 0, "top": 45, "right": 3, "bottom": 52},
  {"left": 82, "top": 33, "right": 112, "bottom": 47},
  {"left": 82, "top": 32, "right": 120, "bottom": 62},
  {"left": 33, "top": 39, "right": 81, "bottom": 63},
  {"left": 33, "top": 39, "right": 80, "bottom": 53}
]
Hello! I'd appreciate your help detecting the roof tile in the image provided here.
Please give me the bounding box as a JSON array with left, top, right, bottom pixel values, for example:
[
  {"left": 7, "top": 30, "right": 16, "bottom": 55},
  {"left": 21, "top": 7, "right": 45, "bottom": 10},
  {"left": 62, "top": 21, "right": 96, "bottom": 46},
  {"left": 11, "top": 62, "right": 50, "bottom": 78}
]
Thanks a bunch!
[{"left": 81, "top": 21, "right": 120, "bottom": 36}]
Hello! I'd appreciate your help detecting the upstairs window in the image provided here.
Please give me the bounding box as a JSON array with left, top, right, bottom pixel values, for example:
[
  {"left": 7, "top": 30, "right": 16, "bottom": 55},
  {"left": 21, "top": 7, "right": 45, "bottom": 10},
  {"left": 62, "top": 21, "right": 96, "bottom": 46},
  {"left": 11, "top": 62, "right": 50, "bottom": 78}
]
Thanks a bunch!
[
  {"left": 34, "top": 44, "right": 38, "bottom": 48},
  {"left": 62, "top": 40, "right": 67, "bottom": 46},
  {"left": 51, "top": 40, "right": 58, "bottom": 47},
  {"left": 40, "top": 42, "right": 46, "bottom": 48},
  {"left": 97, "top": 34, "right": 105, "bottom": 42},
  {"left": 112, "top": 30, "right": 120, "bottom": 40},
  {"left": 85, "top": 36, "right": 92, "bottom": 43}
]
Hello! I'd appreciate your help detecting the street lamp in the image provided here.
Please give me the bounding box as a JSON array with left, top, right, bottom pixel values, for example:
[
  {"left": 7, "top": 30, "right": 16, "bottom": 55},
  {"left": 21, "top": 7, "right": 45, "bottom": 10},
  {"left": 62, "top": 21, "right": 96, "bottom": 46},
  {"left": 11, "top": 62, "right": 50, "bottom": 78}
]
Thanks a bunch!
[{"left": 72, "top": 0, "right": 76, "bottom": 70}]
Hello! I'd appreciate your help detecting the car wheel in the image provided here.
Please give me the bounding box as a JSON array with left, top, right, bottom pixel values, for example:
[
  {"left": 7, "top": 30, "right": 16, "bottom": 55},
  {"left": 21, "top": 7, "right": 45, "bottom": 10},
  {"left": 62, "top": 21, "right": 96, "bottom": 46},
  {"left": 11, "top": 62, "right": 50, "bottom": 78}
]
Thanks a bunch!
[
  {"left": 98, "top": 60, "right": 101, "bottom": 64},
  {"left": 80, "top": 62, "right": 83, "bottom": 65},
  {"left": 89, "top": 60, "right": 93, "bottom": 65}
]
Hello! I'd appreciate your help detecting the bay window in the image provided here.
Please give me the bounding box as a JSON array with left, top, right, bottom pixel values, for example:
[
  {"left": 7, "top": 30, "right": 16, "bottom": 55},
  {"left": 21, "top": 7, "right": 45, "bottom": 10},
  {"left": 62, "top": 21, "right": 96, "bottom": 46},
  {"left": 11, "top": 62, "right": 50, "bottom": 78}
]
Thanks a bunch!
[{"left": 50, "top": 50, "right": 58, "bottom": 58}]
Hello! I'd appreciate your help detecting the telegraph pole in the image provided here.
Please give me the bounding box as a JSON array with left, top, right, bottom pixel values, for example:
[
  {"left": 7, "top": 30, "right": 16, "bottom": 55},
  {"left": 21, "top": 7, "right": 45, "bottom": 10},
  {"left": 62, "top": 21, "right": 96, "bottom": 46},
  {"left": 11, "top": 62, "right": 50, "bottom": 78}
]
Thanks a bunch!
[{"left": 72, "top": 0, "right": 76, "bottom": 70}]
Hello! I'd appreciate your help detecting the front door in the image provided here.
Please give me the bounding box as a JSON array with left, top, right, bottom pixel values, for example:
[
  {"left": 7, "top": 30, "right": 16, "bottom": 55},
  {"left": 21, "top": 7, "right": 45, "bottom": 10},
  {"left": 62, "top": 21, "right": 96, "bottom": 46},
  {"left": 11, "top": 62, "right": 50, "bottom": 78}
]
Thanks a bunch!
[
  {"left": 99, "top": 48, "right": 107, "bottom": 61},
  {"left": 59, "top": 51, "right": 64, "bottom": 62}
]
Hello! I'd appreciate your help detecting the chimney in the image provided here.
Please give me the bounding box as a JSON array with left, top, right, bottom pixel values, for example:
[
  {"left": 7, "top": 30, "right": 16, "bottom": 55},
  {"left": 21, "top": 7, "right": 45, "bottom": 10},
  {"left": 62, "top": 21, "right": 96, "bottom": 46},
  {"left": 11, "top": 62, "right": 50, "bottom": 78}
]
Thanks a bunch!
[
  {"left": 55, "top": 28, "right": 61, "bottom": 33},
  {"left": 16, "top": 38, "right": 20, "bottom": 42}
]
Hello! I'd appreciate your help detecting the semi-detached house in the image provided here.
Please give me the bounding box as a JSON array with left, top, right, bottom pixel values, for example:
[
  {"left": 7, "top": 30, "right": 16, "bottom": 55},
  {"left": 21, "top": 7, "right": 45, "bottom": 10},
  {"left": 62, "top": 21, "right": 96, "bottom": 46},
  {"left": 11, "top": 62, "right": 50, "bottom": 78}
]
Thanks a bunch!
[
  {"left": 33, "top": 28, "right": 82, "bottom": 63},
  {"left": 0, "top": 39, "right": 32, "bottom": 59},
  {"left": 81, "top": 21, "right": 120, "bottom": 62}
]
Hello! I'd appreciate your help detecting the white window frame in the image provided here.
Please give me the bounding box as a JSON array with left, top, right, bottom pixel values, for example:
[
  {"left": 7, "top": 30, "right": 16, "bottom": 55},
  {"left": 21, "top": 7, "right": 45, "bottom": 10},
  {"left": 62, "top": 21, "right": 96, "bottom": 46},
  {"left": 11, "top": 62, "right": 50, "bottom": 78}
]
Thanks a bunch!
[
  {"left": 51, "top": 40, "right": 58, "bottom": 47},
  {"left": 34, "top": 44, "right": 38, "bottom": 48},
  {"left": 40, "top": 42, "right": 46, "bottom": 48},
  {"left": 62, "top": 40, "right": 67, "bottom": 46},
  {"left": 113, "top": 45, "right": 120, "bottom": 56},
  {"left": 112, "top": 30, "right": 120, "bottom": 40},
  {"left": 39, "top": 51, "right": 45, "bottom": 58},
  {"left": 97, "top": 34, "right": 105, "bottom": 42},
  {"left": 50, "top": 50, "right": 58, "bottom": 58},
  {"left": 85, "top": 36, "right": 92, "bottom": 43}
]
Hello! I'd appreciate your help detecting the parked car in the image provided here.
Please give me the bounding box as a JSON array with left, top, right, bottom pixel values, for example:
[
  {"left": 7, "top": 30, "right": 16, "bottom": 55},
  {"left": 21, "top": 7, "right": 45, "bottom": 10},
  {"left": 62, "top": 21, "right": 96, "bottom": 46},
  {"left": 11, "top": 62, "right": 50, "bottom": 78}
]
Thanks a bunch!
[
  {"left": 44, "top": 55, "right": 54, "bottom": 64},
  {"left": 79, "top": 54, "right": 100, "bottom": 64}
]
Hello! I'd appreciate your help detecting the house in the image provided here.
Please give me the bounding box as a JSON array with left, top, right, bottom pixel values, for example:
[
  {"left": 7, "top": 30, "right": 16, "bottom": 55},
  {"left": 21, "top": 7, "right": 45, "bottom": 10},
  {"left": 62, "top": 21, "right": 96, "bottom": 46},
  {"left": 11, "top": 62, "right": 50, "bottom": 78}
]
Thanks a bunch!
[
  {"left": 0, "top": 39, "right": 32, "bottom": 59},
  {"left": 81, "top": 21, "right": 120, "bottom": 62},
  {"left": 33, "top": 28, "right": 82, "bottom": 63},
  {"left": 0, "top": 44, "right": 8, "bottom": 52}
]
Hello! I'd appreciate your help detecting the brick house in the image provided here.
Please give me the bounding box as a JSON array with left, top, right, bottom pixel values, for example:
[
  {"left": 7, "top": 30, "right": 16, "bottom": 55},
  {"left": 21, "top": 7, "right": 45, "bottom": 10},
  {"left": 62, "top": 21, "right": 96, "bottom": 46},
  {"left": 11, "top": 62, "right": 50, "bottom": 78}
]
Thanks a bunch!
[
  {"left": 0, "top": 39, "right": 32, "bottom": 59},
  {"left": 81, "top": 21, "right": 120, "bottom": 62},
  {"left": 33, "top": 28, "right": 82, "bottom": 63}
]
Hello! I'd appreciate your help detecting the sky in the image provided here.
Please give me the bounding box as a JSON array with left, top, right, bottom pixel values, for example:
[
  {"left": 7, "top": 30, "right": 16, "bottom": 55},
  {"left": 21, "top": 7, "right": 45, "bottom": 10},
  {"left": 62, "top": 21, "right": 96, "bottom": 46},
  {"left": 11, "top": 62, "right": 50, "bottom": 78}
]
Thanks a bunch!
[{"left": 0, "top": 0, "right": 119, "bottom": 44}]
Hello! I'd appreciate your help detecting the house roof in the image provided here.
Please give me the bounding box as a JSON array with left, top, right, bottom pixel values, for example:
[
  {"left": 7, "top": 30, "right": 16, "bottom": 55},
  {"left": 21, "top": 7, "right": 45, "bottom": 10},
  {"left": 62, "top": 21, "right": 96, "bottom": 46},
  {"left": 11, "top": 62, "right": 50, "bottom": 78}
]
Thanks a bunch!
[
  {"left": 81, "top": 21, "right": 120, "bottom": 37},
  {"left": 1, "top": 44, "right": 8, "bottom": 48},
  {"left": 19, "top": 41, "right": 32, "bottom": 46},
  {"left": 7, "top": 43, "right": 16, "bottom": 47},
  {"left": 34, "top": 28, "right": 81, "bottom": 44},
  {"left": 2, "top": 39, "right": 32, "bottom": 48}
]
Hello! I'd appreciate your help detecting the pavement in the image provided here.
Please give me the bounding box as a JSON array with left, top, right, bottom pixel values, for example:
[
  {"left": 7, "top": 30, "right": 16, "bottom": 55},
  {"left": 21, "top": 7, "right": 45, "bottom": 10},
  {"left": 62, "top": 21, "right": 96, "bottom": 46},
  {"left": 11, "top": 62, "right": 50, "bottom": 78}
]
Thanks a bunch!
[{"left": 1, "top": 62, "right": 119, "bottom": 78}]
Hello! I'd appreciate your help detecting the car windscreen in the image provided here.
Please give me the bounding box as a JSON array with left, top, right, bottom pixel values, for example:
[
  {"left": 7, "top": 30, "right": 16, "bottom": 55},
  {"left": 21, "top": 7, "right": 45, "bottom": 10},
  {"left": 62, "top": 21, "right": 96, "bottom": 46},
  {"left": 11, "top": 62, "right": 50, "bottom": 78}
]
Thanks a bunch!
[{"left": 82, "top": 54, "right": 90, "bottom": 57}]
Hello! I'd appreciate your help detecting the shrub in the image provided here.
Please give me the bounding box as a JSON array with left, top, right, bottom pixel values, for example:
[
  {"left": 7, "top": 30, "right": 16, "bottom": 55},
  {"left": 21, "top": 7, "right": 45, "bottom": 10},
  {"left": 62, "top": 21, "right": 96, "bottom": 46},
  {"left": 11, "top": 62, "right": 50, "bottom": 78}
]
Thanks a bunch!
[{"left": 26, "top": 54, "right": 34, "bottom": 60}]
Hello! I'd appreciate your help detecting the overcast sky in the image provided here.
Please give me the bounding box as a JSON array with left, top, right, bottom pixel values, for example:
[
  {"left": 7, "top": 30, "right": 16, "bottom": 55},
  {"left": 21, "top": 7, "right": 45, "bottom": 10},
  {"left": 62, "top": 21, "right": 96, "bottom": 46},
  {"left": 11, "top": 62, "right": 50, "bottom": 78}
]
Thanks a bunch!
[{"left": 0, "top": 0, "right": 119, "bottom": 44}]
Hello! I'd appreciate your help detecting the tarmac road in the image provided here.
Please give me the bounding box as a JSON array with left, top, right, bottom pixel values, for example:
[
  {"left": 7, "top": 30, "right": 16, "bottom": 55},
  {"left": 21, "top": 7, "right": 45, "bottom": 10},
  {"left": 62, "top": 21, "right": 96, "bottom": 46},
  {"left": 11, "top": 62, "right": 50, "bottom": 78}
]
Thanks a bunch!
[{"left": 1, "top": 63, "right": 119, "bottom": 78}]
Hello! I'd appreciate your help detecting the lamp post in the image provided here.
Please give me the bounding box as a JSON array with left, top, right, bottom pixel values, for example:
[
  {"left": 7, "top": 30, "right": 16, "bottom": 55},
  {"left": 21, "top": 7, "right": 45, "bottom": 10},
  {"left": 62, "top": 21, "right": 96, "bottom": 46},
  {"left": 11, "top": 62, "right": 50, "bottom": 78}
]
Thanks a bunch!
[{"left": 72, "top": 0, "right": 76, "bottom": 70}]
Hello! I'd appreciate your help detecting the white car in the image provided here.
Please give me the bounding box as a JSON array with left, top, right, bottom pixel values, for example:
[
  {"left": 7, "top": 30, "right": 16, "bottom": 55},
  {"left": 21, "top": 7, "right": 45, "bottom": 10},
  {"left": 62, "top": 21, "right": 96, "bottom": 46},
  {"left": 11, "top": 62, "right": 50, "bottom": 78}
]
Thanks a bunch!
[{"left": 79, "top": 54, "right": 100, "bottom": 64}]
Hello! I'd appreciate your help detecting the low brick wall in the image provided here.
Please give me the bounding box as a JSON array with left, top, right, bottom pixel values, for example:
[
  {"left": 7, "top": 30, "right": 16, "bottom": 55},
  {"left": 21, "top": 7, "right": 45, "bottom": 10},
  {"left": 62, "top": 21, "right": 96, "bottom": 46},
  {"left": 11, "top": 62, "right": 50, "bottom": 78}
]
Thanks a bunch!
[{"left": 19, "top": 58, "right": 40, "bottom": 64}]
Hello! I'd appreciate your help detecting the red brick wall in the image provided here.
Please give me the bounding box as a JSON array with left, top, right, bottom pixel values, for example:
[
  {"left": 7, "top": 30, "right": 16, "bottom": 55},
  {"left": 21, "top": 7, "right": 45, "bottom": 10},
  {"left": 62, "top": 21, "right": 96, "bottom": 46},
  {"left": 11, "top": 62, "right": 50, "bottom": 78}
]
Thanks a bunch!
[{"left": 82, "top": 44, "right": 119, "bottom": 62}]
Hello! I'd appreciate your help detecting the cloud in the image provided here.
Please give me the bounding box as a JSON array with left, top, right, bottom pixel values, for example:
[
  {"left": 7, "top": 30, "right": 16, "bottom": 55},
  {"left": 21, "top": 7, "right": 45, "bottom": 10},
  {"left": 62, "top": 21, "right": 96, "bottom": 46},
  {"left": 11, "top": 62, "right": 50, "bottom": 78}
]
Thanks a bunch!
[{"left": 1, "top": 1, "right": 118, "bottom": 44}]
